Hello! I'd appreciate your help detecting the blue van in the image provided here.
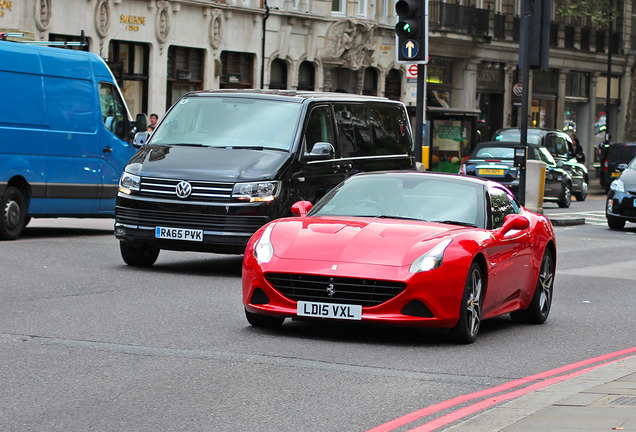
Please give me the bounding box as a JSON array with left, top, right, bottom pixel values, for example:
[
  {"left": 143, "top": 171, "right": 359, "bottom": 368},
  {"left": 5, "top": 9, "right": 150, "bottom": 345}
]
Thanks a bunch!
[{"left": 0, "top": 40, "right": 144, "bottom": 240}]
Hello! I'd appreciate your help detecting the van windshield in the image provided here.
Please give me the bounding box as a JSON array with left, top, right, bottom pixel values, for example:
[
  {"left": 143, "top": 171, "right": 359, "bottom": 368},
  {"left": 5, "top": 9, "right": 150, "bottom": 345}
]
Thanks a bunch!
[{"left": 150, "top": 97, "right": 302, "bottom": 151}]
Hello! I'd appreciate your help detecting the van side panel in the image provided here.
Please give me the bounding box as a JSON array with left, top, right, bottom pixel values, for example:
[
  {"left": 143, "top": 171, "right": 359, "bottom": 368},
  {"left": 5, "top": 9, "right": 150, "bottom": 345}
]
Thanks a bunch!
[{"left": 0, "top": 42, "right": 135, "bottom": 221}]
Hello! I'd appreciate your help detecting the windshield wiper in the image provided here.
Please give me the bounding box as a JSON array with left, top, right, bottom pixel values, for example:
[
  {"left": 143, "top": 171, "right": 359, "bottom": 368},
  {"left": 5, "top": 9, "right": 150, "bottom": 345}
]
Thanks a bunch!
[
  {"left": 375, "top": 215, "right": 423, "bottom": 221},
  {"left": 432, "top": 220, "right": 478, "bottom": 228},
  {"left": 227, "top": 146, "right": 289, "bottom": 152}
]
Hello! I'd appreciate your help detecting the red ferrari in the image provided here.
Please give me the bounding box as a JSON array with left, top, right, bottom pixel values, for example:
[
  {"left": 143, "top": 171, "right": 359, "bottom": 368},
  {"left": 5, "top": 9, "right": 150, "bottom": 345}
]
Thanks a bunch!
[{"left": 242, "top": 172, "right": 556, "bottom": 343}]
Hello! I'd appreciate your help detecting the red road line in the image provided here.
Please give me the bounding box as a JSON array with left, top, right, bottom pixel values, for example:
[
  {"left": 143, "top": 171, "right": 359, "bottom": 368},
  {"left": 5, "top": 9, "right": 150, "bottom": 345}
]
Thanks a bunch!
[
  {"left": 410, "top": 355, "right": 634, "bottom": 431},
  {"left": 367, "top": 346, "right": 636, "bottom": 432}
]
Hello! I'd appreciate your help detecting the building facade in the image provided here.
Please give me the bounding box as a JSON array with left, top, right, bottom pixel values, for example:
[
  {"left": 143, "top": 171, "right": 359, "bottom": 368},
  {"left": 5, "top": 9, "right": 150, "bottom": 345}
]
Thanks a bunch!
[{"left": 1, "top": 0, "right": 634, "bottom": 170}]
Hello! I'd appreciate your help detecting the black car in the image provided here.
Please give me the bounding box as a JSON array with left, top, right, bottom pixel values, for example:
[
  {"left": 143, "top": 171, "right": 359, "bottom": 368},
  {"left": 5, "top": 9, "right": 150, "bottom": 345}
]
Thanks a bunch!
[
  {"left": 460, "top": 141, "right": 573, "bottom": 208},
  {"left": 493, "top": 128, "right": 588, "bottom": 201},
  {"left": 599, "top": 142, "right": 636, "bottom": 192},
  {"left": 606, "top": 156, "right": 636, "bottom": 230}
]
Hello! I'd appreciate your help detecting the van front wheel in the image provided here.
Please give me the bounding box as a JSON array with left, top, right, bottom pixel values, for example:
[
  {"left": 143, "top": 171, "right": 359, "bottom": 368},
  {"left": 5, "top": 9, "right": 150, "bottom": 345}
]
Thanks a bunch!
[
  {"left": 1, "top": 186, "right": 26, "bottom": 240},
  {"left": 120, "top": 242, "right": 160, "bottom": 267}
]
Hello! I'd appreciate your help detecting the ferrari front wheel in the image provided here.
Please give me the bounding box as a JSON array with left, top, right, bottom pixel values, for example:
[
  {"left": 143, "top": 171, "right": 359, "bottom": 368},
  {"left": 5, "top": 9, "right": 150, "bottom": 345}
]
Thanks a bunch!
[
  {"left": 245, "top": 309, "right": 285, "bottom": 328},
  {"left": 511, "top": 249, "right": 554, "bottom": 324},
  {"left": 450, "top": 262, "right": 483, "bottom": 344}
]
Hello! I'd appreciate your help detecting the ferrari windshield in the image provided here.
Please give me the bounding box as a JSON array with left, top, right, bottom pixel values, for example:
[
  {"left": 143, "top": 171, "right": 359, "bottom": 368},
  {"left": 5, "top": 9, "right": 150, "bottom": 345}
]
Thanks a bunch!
[
  {"left": 310, "top": 173, "right": 486, "bottom": 228},
  {"left": 150, "top": 96, "right": 302, "bottom": 150}
]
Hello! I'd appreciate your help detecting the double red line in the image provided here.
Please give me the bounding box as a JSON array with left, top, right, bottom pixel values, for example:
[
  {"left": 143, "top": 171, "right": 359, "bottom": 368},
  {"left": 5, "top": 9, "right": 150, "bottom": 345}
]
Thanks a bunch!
[{"left": 368, "top": 346, "right": 636, "bottom": 432}]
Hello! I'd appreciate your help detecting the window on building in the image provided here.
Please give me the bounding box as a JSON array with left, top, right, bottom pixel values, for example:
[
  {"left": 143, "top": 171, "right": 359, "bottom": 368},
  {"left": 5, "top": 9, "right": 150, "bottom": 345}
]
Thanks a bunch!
[
  {"left": 166, "top": 46, "right": 205, "bottom": 110},
  {"left": 298, "top": 61, "right": 316, "bottom": 91},
  {"left": 332, "top": 0, "right": 346, "bottom": 14},
  {"left": 385, "top": 69, "right": 402, "bottom": 101},
  {"left": 358, "top": 0, "right": 368, "bottom": 17},
  {"left": 108, "top": 40, "right": 149, "bottom": 117},
  {"left": 269, "top": 58, "right": 288, "bottom": 89},
  {"left": 220, "top": 51, "right": 255, "bottom": 89},
  {"left": 363, "top": 68, "right": 378, "bottom": 95}
]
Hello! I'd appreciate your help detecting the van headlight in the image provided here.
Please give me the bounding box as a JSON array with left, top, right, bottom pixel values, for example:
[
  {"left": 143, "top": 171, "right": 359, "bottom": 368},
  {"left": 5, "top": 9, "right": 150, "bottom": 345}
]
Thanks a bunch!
[
  {"left": 409, "top": 239, "right": 452, "bottom": 273},
  {"left": 232, "top": 181, "right": 280, "bottom": 202},
  {"left": 119, "top": 172, "right": 141, "bottom": 195}
]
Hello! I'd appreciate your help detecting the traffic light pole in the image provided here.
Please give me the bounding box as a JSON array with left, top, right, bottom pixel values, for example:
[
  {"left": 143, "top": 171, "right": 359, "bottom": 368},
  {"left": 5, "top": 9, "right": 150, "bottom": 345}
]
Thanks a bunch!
[{"left": 414, "top": 64, "right": 425, "bottom": 165}]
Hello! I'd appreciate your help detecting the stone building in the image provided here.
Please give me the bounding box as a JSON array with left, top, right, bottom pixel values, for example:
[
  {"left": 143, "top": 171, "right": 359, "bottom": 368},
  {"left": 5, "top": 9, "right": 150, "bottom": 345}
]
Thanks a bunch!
[{"left": 1, "top": 0, "right": 634, "bottom": 170}]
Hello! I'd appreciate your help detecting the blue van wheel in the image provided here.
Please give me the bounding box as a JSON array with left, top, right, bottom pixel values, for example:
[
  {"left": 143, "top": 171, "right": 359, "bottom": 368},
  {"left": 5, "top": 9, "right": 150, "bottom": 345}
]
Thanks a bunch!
[{"left": 1, "top": 186, "right": 26, "bottom": 240}]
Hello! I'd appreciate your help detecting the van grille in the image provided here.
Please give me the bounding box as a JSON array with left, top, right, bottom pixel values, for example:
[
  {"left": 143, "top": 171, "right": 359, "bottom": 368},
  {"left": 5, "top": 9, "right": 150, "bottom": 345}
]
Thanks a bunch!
[
  {"left": 139, "top": 177, "right": 234, "bottom": 202},
  {"left": 116, "top": 207, "right": 267, "bottom": 234},
  {"left": 265, "top": 273, "right": 406, "bottom": 307}
]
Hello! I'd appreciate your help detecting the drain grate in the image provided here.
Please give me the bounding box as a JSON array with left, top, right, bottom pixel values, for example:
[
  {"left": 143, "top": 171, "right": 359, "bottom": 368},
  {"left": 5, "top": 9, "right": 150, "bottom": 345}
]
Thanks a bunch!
[{"left": 606, "top": 396, "right": 636, "bottom": 406}]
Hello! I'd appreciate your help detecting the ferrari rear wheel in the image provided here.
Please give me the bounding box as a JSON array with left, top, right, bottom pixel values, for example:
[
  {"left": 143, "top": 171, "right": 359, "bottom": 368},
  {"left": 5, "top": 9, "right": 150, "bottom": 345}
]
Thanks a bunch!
[
  {"left": 511, "top": 249, "right": 554, "bottom": 324},
  {"left": 450, "top": 262, "right": 483, "bottom": 344},
  {"left": 245, "top": 309, "right": 285, "bottom": 328}
]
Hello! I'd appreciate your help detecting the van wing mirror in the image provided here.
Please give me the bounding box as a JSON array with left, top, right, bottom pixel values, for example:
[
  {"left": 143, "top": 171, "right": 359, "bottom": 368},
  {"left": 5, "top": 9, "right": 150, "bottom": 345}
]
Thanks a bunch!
[
  {"left": 307, "top": 142, "right": 335, "bottom": 160},
  {"left": 135, "top": 113, "right": 148, "bottom": 133},
  {"left": 132, "top": 131, "right": 150, "bottom": 148}
]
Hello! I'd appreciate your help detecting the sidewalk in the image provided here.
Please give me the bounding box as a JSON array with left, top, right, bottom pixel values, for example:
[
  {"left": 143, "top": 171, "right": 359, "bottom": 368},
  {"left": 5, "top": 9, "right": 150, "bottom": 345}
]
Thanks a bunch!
[
  {"left": 445, "top": 354, "right": 636, "bottom": 431},
  {"left": 544, "top": 180, "right": 605, "bottom": 227}
]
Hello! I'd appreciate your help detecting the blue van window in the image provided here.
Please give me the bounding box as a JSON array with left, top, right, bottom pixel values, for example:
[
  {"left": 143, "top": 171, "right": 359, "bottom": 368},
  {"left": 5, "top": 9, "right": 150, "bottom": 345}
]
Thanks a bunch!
[
  {"left": 44, "top": 76, "right": 95, "bottom": 133},
  {"left": 99, "top": 83, "right": 127, "bottom": 140}
]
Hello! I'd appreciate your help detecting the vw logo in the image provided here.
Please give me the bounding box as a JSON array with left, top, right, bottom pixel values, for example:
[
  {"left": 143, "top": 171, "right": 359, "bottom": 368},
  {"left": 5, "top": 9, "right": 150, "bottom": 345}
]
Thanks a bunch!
[
  {"left": 326, "top": 283, "right": 336, "bottom": 297},
  {"left": 176, "top": 181, "right": 192, "bottom": 199}
]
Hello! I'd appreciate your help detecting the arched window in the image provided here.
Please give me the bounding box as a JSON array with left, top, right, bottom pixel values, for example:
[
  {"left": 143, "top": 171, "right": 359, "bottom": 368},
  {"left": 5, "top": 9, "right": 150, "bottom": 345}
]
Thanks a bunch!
[
  {"left": 363, "top": 67, "right": 378, "bottom": 96},
  {"left": 385, "top": 69, "right": 402, "bottom": 101},
  {"left": 269, "top": 58, "right": 288, "bottom": 89},
  {"left": 298, "top": 61, "right": 315, "bottom": 91}
]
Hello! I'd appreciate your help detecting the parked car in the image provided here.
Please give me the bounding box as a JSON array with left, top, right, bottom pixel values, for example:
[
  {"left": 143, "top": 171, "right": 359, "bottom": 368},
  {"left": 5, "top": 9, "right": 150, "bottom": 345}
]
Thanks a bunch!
[
  {"left": 599, "top": 142, "right": 636, "bottom": 192},
  {"left": 242, "top": 171, "right": 556, "bottom": 344},
  {"left": 0, "top": 40, "right": 143, "bottom": 240},
  {"left": 115, "top": 90, "right": 415, "bottom": 266},
  {"left": 605, "top": 156, "right": 636, "bottom": 230},
  {"left": 459, "top": 141, "right": 573, "bottom": 208},
  {"left": 493, "top": 128, "right": 588, "bottom": 201}
]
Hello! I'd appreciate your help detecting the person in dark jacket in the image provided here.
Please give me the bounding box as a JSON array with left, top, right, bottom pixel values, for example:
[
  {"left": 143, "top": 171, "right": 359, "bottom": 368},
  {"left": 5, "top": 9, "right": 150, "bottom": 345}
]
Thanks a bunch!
[{"left": 572, "top": 134, "right": 586, "bottom": 164}]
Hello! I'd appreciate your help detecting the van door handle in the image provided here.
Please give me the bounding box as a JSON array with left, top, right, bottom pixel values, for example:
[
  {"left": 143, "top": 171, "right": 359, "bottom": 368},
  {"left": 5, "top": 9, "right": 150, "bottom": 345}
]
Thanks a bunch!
[{"left": 102, "top": 146, "right": 113, "bottom": 154}]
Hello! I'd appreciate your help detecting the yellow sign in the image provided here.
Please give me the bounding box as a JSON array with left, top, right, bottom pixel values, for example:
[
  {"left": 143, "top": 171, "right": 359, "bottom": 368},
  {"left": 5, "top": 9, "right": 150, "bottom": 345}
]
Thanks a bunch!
[
  {"left": 0, "top": 0, "right": 13, "bottom": 16},
  {"left": 120, "top": 14, "right": 146, "bottom": 31}
]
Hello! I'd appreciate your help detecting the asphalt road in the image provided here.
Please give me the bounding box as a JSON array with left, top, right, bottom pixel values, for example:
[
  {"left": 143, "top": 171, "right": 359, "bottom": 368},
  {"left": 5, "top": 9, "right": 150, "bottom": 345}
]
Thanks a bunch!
[{"left": 1, "top": 193, "right": 634, "bottom": 431}]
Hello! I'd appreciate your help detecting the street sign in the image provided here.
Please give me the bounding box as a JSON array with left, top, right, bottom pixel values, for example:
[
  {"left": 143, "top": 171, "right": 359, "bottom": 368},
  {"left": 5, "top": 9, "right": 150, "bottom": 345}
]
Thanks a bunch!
[
  {"left": 513, "top": 82, "right": 523, "bottom": 97},
  {"left": 401, "top": 40, "right": 420, "bottom": 60}
]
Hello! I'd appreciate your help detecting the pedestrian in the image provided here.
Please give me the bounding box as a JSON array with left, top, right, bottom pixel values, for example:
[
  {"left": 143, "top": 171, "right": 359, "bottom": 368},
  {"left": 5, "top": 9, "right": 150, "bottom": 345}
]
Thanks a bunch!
[
  {"left": 572, "top": 134, "right": 585, "bottom": 164},
  {"left": 147, "top": 113, "right": 158, "bottom": 132}
]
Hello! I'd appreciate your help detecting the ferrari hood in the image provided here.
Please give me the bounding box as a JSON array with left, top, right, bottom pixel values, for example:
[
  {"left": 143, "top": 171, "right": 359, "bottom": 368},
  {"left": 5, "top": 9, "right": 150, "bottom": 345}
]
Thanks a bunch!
[{"left": 269, "top": 217, "right": 467, "bottom": 266}]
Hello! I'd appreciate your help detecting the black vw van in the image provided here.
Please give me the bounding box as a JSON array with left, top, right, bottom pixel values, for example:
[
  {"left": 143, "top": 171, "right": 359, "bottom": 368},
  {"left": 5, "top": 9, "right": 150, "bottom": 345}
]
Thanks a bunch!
[{"left": 115, "top": 90, "right": 415, "bottom": 266}]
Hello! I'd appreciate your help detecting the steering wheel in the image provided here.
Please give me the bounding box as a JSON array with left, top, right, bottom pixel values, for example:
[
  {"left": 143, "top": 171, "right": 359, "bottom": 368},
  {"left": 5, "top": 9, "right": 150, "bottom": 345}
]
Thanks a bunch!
[{"left": 356, "top": 199, "right": 385, "bottom": 213}]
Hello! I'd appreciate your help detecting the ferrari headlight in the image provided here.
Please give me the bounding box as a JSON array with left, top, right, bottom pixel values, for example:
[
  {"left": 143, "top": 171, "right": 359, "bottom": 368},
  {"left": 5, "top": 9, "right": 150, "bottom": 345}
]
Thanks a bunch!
[
  {"left": 254, "top": 224, "right": 274, "bottom": 263},
  {"left": 232, "top": 181, "right": 280, "bottom": 202},
  {"left": 610, "top": 179, "right": 625, "bottom": 193},
  {"left": 410, "top": 238, "right": 452, "bottom": 273},
  {"left": 119, "top": 171, "right": 141, "bottom": 195}
]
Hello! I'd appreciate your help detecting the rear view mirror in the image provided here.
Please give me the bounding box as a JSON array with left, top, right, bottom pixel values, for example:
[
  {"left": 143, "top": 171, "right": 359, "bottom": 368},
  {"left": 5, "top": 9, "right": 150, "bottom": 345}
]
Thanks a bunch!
[
  {"left": 498, "top": 214, "right": 530, "bottom": 237},
  {"left": 135, "top": 113, "right": 148, "bottom": 132},
  {"left": 307, "top": 142, "right": 335, "bottom": 160},
  {"left": 291, "top": 201, "right": 313, "bottom": 217},
  {"left": 132, "top": 131, "right": 150, "bottom": 148}
]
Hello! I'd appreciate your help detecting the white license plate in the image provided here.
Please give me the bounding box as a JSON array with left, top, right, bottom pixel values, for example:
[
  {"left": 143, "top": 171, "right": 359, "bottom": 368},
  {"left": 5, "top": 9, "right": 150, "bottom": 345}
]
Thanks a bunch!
[
  {"left": 155, "top": 226, "right": 203, "bottom": 242},
  {"left": 297, "top": 301, "right": 362, "bottom": 320}
]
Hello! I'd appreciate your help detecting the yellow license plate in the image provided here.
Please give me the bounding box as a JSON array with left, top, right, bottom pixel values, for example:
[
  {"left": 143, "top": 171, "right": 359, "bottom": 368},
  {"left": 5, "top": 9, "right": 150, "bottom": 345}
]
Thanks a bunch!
[
  {"left": 479, "top": 168, "right": 505, "bottom": 176},
  {"left": 611, "top": 171, "right": 621, "bottom": 177}
]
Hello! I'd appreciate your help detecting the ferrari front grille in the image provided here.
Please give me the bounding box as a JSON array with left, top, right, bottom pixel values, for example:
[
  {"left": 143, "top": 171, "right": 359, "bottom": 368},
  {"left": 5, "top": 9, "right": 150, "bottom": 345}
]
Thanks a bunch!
[{"left": 265, "top": 273, "right": 406, "bottom": 307}]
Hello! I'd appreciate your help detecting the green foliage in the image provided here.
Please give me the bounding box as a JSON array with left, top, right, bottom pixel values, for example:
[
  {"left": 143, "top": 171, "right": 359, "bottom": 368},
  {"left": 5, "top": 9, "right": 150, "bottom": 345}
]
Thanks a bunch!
[{"left": 554, "top": 0, "right": 617, "bottom": 27}]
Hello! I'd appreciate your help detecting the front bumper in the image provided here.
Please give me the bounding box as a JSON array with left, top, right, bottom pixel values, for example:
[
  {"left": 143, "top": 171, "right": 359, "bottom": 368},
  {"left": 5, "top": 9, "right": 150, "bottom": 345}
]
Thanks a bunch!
[
  {"left": 606, "top": 191, "right": 636, "bottom": 223},
  {"left": 242, "top": 255, "right": 467, "bottom": 329}
]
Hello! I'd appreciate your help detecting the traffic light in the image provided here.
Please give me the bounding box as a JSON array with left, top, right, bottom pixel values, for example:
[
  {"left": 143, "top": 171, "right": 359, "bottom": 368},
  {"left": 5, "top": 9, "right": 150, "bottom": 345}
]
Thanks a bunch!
[{"left": 395, "top": 0, "right": 427, "bottom": 63}]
